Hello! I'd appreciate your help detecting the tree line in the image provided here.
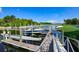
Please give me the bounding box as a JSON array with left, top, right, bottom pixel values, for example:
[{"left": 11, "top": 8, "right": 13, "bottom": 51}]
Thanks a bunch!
[
  {"left": 0, "top": 15, "right": 52, "bottom": 27},
  {"left": 64, "top": 18, "right": 79, "bottom": 25}
]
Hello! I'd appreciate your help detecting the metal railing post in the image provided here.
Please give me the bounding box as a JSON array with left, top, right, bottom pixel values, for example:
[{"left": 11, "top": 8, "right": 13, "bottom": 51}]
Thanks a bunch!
[
  {"left": 62, "top": 29, "right": 64, "bottom": 45},
  {"left": 67, "top": 38, "right": 69, "bottom": 52},
  {"left": 31, "top": 25, "right": 33, "bottom": 36},
  {"left": 3, "top": 30, "right": 6, "bottom": 40},
  {"left": 19, "top": 23, "right": 22, "bottom": 42},
  {"left": 7, "top": 29, "right": 10, "bottom": 39}
]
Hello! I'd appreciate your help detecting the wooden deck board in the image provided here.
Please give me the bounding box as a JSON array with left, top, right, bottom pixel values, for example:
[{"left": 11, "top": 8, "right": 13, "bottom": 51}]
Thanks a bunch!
[{"left": 1, "top": 39, "right": 39, "bottom": 51}]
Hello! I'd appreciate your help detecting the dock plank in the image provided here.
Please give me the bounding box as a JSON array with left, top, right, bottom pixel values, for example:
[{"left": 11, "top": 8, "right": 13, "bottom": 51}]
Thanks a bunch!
[{"left": 1, "top": 39, "right": 39, "bottom": 51}]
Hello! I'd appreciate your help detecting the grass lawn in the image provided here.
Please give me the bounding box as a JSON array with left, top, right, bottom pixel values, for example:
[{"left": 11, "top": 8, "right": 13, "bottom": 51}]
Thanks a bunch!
[
  {"left": 62, "top": 25, "right": 79, "bottom": 32},
  {"left": 61, "top": 25, "right": 79, "bottom": 40}
]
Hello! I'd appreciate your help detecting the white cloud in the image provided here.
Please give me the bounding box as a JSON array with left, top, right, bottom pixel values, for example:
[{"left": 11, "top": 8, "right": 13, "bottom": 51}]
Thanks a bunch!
[
  {"left": 46, "top": 14, "right": 64, "bottom": 23},
  {"left": 46, "top": 20, "right": 64, "bottom": 23},
  {"left": 0, "top": 7, "right": 2, "bottom": 13}
]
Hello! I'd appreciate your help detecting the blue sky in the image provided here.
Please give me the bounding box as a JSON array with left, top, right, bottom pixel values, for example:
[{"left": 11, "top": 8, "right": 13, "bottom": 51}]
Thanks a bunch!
[{"left": 0, "top": 7, "right": 79, "bottom": 23}]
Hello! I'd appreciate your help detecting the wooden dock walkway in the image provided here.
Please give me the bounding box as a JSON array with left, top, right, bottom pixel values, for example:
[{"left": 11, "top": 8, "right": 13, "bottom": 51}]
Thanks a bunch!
[
  {"left": 0, "top": 25, "right": 72, "bottom": 52},
  {"left": 1, "top": 39, "right": 39, "bottom": 51}
]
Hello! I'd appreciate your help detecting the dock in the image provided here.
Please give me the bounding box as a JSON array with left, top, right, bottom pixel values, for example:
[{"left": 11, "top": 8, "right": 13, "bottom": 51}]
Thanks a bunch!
[
  {"left": 1, "top": 39, "right": 39, "bottom": 51},
  {"left": 0, "top": 25, "right": 75, "bottom": 52}
]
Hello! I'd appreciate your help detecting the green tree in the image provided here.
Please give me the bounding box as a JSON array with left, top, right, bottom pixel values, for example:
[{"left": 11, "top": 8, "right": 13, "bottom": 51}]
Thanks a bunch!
[
  {"left": 3, "top": 15, "right": 15, "bottom": 23},
  {"left": 64, "top": 18, "right": 79, "bottom": 25}
]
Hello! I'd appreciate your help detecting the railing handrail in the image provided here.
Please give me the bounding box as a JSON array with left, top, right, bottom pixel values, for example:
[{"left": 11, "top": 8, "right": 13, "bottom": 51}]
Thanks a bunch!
[
  {"left": 66, "top": 37, "right": 75, "bottom": 52},
  {"left": 36, "top": 30, "right": 51, "bottom": 51},
  {"left": 53, "top": 35, "right": 67, "bottom": 52}
]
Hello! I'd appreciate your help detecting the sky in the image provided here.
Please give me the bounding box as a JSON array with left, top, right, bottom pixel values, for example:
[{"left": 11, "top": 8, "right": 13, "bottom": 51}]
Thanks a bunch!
[{"left": 0, "top": 7, "right": 79, "bottom": 23}]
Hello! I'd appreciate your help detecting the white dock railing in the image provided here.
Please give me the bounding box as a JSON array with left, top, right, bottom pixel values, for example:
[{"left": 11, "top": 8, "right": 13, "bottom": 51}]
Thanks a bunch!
[
  {"left": 37, "top": 31, "right": 52, "bottom": 52},
  {"left": 64, "top": 37, "right": 75, "bottom": 52},
  {"left": 52, "top": 35, "right": 66, "bottom": 52}
]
